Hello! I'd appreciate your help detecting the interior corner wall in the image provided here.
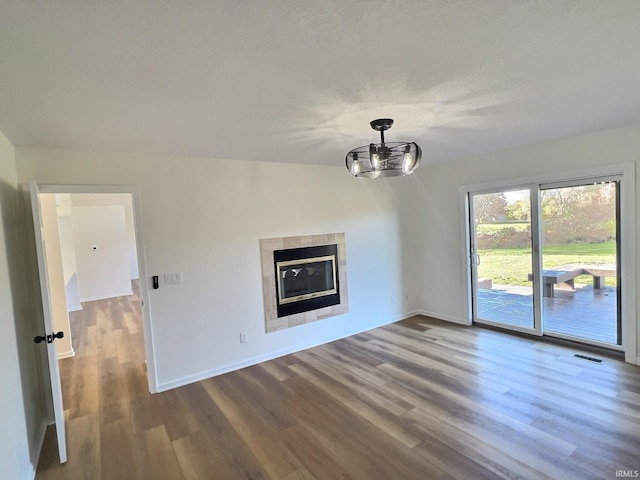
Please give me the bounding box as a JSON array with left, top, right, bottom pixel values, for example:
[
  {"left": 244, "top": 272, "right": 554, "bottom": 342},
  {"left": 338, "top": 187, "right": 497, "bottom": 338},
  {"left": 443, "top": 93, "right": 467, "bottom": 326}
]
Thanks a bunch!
[
  {"left": 409, "top": 121, "right": 640, "bottom": 362},
  {"left": 15, "top": 149, "right": 415, "bottom": 390},
  {"left": 0, "top": 131, "right": 49, "bottom": 480},
  {"left": 125, "top": 206, "right": 139, "bottom": 280},
  {"left": 56, "top": 213, "right": 82, "bottom": 311},
  {"left": 57, "top": 215, "right": 77, "bottom": 285}
]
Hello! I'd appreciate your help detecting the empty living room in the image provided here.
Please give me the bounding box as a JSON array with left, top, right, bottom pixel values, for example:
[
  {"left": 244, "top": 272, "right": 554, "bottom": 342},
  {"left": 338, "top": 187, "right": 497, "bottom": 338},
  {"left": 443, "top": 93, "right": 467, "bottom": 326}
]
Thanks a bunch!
[{"left": 1, "top": 2, "right": 640, "bottom": 479}]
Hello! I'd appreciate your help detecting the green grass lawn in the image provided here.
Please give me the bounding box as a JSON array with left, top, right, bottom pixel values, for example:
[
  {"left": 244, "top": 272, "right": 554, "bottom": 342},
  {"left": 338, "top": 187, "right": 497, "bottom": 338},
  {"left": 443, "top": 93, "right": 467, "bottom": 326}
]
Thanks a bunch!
[{"left": 477, "top": 240, "right": 616, "bottom": 287}]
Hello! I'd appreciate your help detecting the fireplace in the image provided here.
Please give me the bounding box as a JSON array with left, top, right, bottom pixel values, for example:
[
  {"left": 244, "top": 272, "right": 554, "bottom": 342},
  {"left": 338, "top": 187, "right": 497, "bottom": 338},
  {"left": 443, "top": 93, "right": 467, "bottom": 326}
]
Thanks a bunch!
[
  {"left": 274, "top": 244, "right": 340, "bottom": 317},
  {"left": 260, "top": 233, "right": 348, "bottom": 332}
]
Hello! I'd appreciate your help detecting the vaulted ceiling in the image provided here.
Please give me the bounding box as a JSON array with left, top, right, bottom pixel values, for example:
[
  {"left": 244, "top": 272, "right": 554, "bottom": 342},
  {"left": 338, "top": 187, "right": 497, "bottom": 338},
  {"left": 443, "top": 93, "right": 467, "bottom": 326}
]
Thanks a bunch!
[{"left": 2, "top": 1, "right": 640, "bottom": 167}]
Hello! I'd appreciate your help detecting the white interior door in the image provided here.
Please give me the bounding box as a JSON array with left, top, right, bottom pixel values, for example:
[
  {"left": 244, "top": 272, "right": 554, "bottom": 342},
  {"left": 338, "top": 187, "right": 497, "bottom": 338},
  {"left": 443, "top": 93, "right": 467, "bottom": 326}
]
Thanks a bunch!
[{"left": 29, "top": 181, "right": 67, "bottom": 463}]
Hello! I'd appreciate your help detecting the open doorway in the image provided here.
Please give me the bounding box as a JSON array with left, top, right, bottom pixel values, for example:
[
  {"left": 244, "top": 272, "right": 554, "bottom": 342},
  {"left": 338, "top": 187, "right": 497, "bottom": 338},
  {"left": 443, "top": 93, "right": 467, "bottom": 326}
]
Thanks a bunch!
[
  {"left": 39, "top": 190, "right": 151, "bottom": 404},
  {"left": 35, "top": 184, "right": 155, "bottom": 391},
  {"left": 40, "top": 193, "right": 143, "bottom": 359},
  {"left": 40, "top": 189, "right": 144, "bottom": 359},
  {"left": 38, "top": 190, "right": 154, "bottom": 465},
  {"left": 34, "top": 186, "right": 156, "bottom": 474}
]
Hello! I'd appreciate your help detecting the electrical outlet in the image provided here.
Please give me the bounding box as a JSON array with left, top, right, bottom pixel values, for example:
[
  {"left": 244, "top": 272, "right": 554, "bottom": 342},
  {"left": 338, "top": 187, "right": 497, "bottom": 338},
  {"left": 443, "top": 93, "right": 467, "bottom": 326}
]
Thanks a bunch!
[{"left": 240, "top": 332, "right": 248, "bottom": 344}]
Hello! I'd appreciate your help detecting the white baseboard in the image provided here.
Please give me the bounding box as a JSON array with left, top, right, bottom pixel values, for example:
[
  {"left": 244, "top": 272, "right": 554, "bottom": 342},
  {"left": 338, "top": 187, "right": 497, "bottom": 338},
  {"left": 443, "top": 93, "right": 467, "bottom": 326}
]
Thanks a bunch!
[
  {"left": 57, "top": 348, "right": 75, "bottom": 360},
  {"left": 67, "top": 304, "right": 82, "bottom": 312},
  {"left": 80, "top": 289, "right": 133, "bottom": 303},
  {"left": 156, "top": 310, "right": 417, "bottom": 393},
  {"left": 29, "top": 418, "right": 50, "bottom": 480},
  {"left": 414, "top": 309, "right": 471, "bottom": 325}
]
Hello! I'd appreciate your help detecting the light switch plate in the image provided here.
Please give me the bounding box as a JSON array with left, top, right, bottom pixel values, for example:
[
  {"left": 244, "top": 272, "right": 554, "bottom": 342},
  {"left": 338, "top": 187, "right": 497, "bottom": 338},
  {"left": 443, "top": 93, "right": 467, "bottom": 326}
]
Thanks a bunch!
[{"left": 164, "top": 272, "right": 183, "bottom": 285}]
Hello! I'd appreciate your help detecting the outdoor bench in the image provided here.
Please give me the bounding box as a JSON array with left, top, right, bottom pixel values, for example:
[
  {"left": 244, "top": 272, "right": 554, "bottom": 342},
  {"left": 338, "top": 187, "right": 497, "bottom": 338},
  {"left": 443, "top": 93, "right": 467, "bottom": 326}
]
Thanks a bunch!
[{"left": 527, "top": 264, "right": 616, "bottom": 298}]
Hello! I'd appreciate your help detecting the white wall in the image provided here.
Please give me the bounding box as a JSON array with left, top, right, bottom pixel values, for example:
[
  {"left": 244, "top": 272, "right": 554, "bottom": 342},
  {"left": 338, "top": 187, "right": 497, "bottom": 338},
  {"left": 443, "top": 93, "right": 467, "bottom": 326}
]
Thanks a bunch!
[
  {"left": 55, "top": 193, "right": 82, "bottom": 310},
  {"left": 0, "top": 130, "right": 48, "bottom": 479},
  {"left": 15, "top": 150, "right": 415, "bottom": 390},
  {"left": 125, "top": 206, "right": 139, "bottom": 279},
  {"left": 57, "top": 213, "right": 82, "bottom": 311},
  {"left": 55, "top": 193, "right": 138, "bottom": 310},
  {"left": 69, "top": 193, "right": 138, "bottom": 280},
  {"left": 72, "top": 205, "right": 132, "bottom": 302},
  {"left": 57, "top": 211, "right": 77, "bottom": 284},
  {"left": 40, "top": 194, "right": 74, "bottom": 358},
  {"left": 410, "top": 121, "right": 640, "bottom": 364}
]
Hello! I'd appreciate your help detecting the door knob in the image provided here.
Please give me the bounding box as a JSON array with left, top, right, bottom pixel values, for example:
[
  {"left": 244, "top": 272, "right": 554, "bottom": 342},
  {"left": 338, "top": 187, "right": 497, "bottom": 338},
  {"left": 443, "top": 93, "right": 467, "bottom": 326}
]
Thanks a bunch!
[{"left": 34, "top": 331, "right": 65, "bottom": 344}]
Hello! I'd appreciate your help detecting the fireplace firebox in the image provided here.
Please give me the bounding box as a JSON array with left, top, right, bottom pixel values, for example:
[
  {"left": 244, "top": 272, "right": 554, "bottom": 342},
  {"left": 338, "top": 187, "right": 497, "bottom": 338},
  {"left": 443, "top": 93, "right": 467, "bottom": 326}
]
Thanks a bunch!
[
  {"left": 274, "top": 244, "right": 340, "bottom": 317},
  {"left": 260, "top": 233, "right": 348, "bottom": 332}
]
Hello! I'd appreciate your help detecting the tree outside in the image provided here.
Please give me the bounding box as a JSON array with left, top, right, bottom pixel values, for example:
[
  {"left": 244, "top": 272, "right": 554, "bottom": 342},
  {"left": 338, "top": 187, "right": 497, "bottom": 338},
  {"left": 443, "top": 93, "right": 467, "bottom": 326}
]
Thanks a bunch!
[{"left": 474, "top": 183, "right": 617, "bottom": 287}]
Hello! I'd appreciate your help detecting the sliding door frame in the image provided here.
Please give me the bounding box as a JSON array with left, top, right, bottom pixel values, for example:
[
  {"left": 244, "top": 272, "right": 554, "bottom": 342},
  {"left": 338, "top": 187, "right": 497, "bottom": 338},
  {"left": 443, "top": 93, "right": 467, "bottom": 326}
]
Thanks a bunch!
[
  {"left": 537, "top": 175, "right": 623, "bottom": 350},
  {"left": 468, "top": 185, "right": 543, "bottom": 336},
  {"left": 461, "top": 162, "right": 636, "bottom": 364}
]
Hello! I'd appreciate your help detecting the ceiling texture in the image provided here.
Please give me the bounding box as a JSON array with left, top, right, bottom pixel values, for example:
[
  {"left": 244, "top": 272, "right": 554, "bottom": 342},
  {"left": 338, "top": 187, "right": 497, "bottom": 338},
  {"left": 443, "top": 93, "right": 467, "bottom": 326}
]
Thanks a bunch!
[{"left": 2, "top": 1, "right": 640, "bottom": 167}]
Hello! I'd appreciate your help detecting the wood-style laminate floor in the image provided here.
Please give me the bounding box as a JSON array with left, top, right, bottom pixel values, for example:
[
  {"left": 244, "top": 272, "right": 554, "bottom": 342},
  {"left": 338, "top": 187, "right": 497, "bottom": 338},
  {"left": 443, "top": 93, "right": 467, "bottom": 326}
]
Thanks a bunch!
[{"left": 36, "top": 289, "right": 640, "bottom": 479}]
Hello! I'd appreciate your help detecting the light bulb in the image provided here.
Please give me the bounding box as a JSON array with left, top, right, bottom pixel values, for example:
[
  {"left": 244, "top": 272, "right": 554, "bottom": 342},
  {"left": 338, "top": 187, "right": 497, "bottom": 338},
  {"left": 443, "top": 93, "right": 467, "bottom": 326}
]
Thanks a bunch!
[
  {"left": 350, "top": 158, "right": 361, "bottom": 176},
  {"left": 370, "top": 170, "right": 381, "bottom": 179},
  {"left": 371, "top": 152, "right": 381, "bottom": 170},
  {"left": 402, "top": 151, "right": 415, "bottom": 173}
]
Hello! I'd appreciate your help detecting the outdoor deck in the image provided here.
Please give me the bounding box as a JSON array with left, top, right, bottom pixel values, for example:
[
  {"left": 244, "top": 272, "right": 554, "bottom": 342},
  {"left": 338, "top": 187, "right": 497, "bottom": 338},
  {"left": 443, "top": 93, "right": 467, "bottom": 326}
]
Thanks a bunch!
[{"left": 477, "top": 283, "right": 618, "bottom": 345}]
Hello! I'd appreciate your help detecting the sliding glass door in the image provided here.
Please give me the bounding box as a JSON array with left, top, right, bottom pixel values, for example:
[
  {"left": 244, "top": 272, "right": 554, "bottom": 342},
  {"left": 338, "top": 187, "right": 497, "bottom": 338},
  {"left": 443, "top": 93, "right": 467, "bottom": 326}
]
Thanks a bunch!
[
  {"left": 469, "top": 178, "right": 621, "bottom": 348},
  {"left": 540, "top": 180, "right": 621, "bottom": 346},
  {"left": 469, "top": 188, "right": 538, "bottom": 333}
]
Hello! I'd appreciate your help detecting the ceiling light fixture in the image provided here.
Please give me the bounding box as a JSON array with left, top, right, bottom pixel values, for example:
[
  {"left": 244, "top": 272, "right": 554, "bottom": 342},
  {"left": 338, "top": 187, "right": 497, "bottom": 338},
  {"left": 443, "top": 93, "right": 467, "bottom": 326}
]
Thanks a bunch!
[{"left": 345, "top": 118, "right": 421, "bottom": 178}]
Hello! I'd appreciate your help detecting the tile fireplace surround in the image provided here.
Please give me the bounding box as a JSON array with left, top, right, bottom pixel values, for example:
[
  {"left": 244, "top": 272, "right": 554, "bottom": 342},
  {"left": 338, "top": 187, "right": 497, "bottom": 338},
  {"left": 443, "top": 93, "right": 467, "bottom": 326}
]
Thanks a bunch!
[{"left": 260, "top": 233, "right": 348, "bottom": 332}]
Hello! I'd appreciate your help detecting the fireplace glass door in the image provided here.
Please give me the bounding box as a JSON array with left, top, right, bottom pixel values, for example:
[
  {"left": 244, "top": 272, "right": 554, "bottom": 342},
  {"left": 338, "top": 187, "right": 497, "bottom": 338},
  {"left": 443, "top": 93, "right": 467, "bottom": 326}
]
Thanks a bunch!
[
  {"left": 273, "top": 244, "right": 341, "bottom": 317},
  {"left": 277, "top": 255, "right": 337, "bottom": 304}
]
